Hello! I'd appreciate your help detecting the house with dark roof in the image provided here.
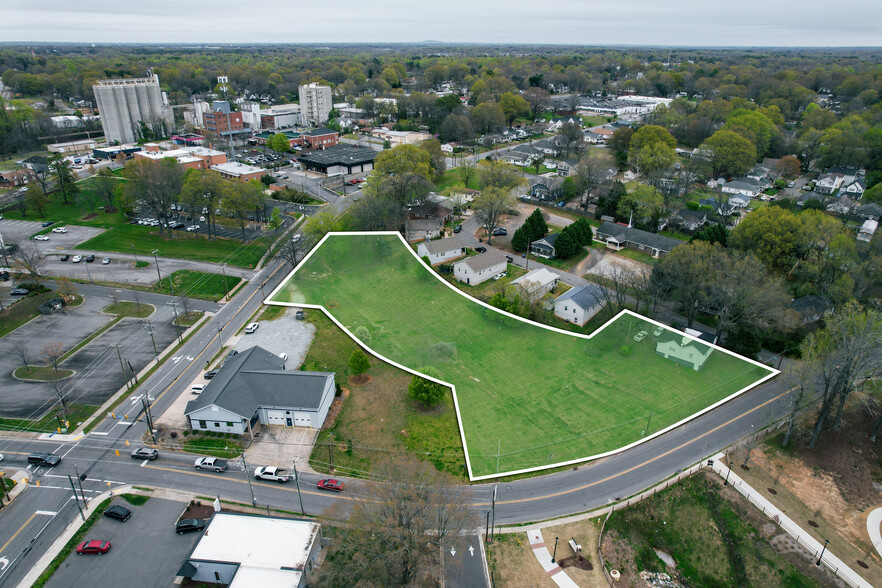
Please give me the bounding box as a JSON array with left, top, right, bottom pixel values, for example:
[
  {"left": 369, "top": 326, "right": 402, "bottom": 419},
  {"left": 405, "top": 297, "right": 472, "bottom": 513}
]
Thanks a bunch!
[
  {"left": 531, "top": 138, "right": 561, "bottom": 156},
  {"left": 184, "top": 346, "right": 335, "bottom": 435},
  {"left": 300, "top": 127, "right": 339, "bottom": 149},
  {"left": 788, "top": 295, "right": 832, "bottom": 325},
  {"left": 408, "top": 201, "right": 453, "bottom": 225},
  {"left": 553, "top": 283, "right": 605, "bottom": 326},
  {"left": 856, "top": 203, "right": 882, "bottom": 221},
  {"left": 670, "top": 208, "right": 707, "bottom": 233},
  {"left": 405, "top": 218, "right": 442, "bottom": 242},
  {"left": 530, "top": 233, "right": 559, "bottom": 258},
  {"left": 453, "top": 250, "right": 507, "bottom": 285},
  {"left": 595, "top": 221, "right": 683, "bottom": 258},
  {"left": 416, "top": 236, "right": 466, "bottom": 265},
  {"left": 530, "top": 178, "right": 564, "bottom": 202}
]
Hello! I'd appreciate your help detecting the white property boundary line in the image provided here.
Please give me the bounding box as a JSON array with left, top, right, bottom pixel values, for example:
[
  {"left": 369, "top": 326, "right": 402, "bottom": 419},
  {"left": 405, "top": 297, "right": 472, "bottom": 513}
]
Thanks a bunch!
[{"left": 266, "top": 231, "right": 780, "bottom": 481}]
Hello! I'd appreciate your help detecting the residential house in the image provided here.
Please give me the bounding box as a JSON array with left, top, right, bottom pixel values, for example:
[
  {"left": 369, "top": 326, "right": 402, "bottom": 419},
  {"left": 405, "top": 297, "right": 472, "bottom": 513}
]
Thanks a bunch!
[
  {"left": 796, "top": 192, "right": 825, "bottom": 207},
  {"left": 858, "top": 219, "right": 878, "bottom": 243},
  {"left": 556, "top": 161, "right": 571, "bottom": 177},
  {"left": 856, "top": 203, "right": 882, "bottom": 221},
  {"left": 510, "top": 268, "right": 560, "bottom": 303},
  {"left": 553, "top": 283, "right": 605, "bottom": 326},
  {"left": 842, "top": 179, "right": 865, "bottom": 198},
  {"left": 530, "top": 179, "right": 564, "bottom": 202},
  {"left": 670, "top": 208, "right": 707, "bottom": 232},
  {"left": 405, "top": 218, "right": 442, "bottom": 242},
  {"left": 595, "top": 221, "right": 684, "bottom": 258},
  {"left": 584, "top": 131, "right": 607, "bottom": 144},
  {"left": 720, "top": 178, "right": 763, "bottom": 198},
  {"left": 623, "top": 170, "right": 639, "bottom": 181},
  {"left": 788, "top": 295, "right": 832, "bottom": 325},
  {"left": 176, "top": 513, "right": 322, "bottom": 588},
  {"left": 546, "top": 116, "right": 582, "bottom": 131},
  {"left": 727, "top": 194, "right": 751, "bottom": 209},
  {"left": 826, "top": 195, "right": 855, "bottom": 216},
  {"left": 0, "top": 169, "right": 35, "bottom": 188},
  {"left": 441, "top": 143, "right": 454, "bottom": 153},
  {"left": 21, "top": 156, "right": 49, "bottom": 173},
  {"left": 500, "top": 151, "right": 534, "bottom": 167},
  {"left": 408, "top": 201, "right": 453, "bottom": 225},
  {"left": 530, "top": 233, "right": 560, "bottom": 258},
  {"left": 416, "top": 236, "right": 466, "bottom": 265},
  {"left": 451, "top": 187, "right": 480, "bottom": 204},
  {"left": 656, "top": 336, "right": 712, "bottom": 371},
  {"left": 532, "top": 139, "right": 561, "bottom": 156},
  {"left": 184, "top": 346, "right": 335, "bottom": 434},
  {"left": 453, "top": 250, "right": 508, "bottom": 285},
  {"left": 815, "top": 173, "right": 845, "bottom": 195}
]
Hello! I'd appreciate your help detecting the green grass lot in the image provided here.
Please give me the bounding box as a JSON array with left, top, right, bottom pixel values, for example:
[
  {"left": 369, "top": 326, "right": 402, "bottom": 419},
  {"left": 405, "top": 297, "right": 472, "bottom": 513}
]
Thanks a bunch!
[
  {"left": 103, "top": 301, "right": 154, "bottom": 318},
  {"left": 272, "top": 234, "right": 773, "bottom": 478},
  {"left": 0, "top": 291, "right": 56, "bottom": 337},
  {"left": 76, "top": 225, "right": 267, "bottom": 268},
  {"left": 151, "top": 270, "right": 242, "bottom": 301},
  {"left": 604, "top": 472, "right": 824, "bottom": 587},
  {"left": 1, "top": 178, "right": 128, "bottom": 228},
  {"left": 181, "top": 433, "right": 245, "bottom": 459},
  {"left": 614, "top": 247, "right": 659, "bottom": 265},
  {"left": 0, "top": 404, "right": 96, "bottom": 433},
  {"left": 433, "top": 167, "right": 481, "bottom": 192},
  {"left": 13, "top": 366, "right": 74, "bottom": 380}
]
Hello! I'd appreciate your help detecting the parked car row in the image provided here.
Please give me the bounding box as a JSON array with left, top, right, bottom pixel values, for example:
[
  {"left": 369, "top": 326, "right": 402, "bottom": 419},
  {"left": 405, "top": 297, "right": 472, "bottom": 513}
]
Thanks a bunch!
[{"left": 190, "top": 454, "right": 346, "bottom": 493}]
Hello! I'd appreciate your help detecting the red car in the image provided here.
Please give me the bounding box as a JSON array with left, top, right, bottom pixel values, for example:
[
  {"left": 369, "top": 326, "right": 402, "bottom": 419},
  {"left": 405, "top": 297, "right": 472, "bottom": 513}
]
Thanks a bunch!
[
  {"left": 317, "top": 478, "right": 344, "bottom": 492},
  {"left": 76, "top": 539, "right": 111, "bottom": 555},
  {"left": 348, "top": 179, "right": 360, "bottom": 185}
]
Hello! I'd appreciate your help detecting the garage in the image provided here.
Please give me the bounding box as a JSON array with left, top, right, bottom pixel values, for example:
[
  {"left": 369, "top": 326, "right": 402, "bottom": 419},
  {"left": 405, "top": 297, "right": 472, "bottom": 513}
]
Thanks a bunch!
[
  {"left": 293, "top": 413, "right": 312, "bottom": 427},
  {"left": 265, "top": 410, "right": 288, "bottom": 425}
]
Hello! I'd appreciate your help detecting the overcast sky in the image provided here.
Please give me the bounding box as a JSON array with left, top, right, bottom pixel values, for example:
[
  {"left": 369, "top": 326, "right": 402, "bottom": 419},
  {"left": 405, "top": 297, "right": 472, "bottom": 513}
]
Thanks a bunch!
[{"left": 5, "top": 0, "right": 882, "bottom": 47}]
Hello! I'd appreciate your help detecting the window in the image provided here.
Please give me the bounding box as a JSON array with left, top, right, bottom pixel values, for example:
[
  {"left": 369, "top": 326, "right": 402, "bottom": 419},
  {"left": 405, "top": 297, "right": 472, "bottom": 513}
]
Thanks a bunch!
[
  {"left": 199, "top": 420, "right": 207, "bottom": 429},
  {"left": 226, "top": 422, "right": 233, "bottom": 427},
  {"left": 214, "top": 422, "right": 220, "bottom": 428}
]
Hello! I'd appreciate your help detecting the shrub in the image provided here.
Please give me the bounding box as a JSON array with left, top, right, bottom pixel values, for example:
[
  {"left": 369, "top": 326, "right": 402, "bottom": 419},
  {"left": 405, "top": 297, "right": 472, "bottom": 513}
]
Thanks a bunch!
[
  {"left": 408, "top": 366, "right": 446, "bottom": 407},
  {"left": 619, "top": 345, "right": 633, "bottom": 356},
  {"left": 348, "top": 349, "right": 370, "bottom": 376}
]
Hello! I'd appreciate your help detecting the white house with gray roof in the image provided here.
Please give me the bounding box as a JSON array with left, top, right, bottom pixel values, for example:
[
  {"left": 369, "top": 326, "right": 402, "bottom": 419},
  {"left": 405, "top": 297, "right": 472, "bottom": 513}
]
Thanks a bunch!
[
  {"left": 417, "top": 236, "right": 466, "bottom": 265},
  {"left": 595, "top": 221, "right": 683, "bottom": 258},
  {"left": 185, "top": 346, "right": 335, "bottom": 434},
  {"left": 453, "top": 250, "right": 507, "bottom": 286},
  {"left": 553, "top": 283, "right": 605, "bottom": 326},
  {"left": 511, "top": 267, "right": 560, "bottom": 303},
  {"left": 656, "top": 336, "right": 712, "bottom": 371}
]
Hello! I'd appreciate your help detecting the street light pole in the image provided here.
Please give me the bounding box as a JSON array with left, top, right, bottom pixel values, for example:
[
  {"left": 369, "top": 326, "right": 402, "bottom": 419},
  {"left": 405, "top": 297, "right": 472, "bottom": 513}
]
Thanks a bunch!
[
  {"left": 152, "top": 249, "right": 162, "bottom": 284},
  {"left": 723, "top": 461, "right": 734, "bottom": 486},
  {"left": 292, "top": 460, "right": 305, "bottom": 515},
  {"left": 551, "top": 536, "right": 559, "bottom": 563},
  {"left": 242, "top": 453, "right": 257, "bottom": 507},
  {"left": 816, "top": 539, "right": 829, "bottom": 566}
]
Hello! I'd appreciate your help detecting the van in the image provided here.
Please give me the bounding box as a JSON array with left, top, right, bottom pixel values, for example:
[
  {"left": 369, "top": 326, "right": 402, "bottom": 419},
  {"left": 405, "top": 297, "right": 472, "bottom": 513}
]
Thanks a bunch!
[{"left": 190, "top": 384, "right": 204, "bottom": 395}]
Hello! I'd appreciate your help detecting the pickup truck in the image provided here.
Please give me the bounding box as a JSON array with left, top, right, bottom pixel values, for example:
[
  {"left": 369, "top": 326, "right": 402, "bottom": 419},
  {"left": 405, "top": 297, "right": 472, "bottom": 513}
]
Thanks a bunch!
[
  {"left": 194, "top": 457, "right": 227, "bottom": 472},
  {"left": 253, "top": 466, "right": 291, "bottom": 483}
]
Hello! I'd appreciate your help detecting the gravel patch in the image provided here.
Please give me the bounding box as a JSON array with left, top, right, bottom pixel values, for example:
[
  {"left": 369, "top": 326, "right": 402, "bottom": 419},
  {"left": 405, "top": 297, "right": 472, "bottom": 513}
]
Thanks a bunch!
[{"left": 231, "top": 308, "right": 315, "bottom": 368}]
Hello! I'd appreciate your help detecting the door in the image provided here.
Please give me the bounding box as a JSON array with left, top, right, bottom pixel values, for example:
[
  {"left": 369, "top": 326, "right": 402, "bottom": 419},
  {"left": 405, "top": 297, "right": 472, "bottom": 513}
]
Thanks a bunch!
[{"left": 286, "top": 417, "right": 292, "bottom": 427}]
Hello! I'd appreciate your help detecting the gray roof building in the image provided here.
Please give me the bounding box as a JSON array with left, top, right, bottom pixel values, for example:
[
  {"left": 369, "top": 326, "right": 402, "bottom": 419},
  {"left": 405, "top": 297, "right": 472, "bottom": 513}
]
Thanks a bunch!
[
  {"left": 421, "top": 236, "right": 465, "bottom": 255},
  {"left": 596, "top": 222, "right": 683, "bottom": 258},
  {"left": 460, "top": 250, "right": 507, "bottom": 273},
  {"left": 554, "top": 283, "right": 604, "bottom": 309}
]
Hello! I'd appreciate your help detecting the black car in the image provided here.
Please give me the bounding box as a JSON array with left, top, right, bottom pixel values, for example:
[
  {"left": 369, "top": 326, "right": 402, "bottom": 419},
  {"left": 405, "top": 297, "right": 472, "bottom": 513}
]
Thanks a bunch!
[
  {"left": 41, "top": 221, "right": 54, "bottom": 228},
  {"left": 222, "top": 349, "right": 239, "bottom": 365},
  {"left": 60, "top": 254, "right": 70, "bottom": 261},
  {"left": 0, "top": 271, "right": 9, "bottom": 281},
  {"left": 10, "top": 288, "right": 29, "bottom": 296},
  {"left": 492, "top": 227, "right": 507, "bottom": 236},
  {"left": 204, "top": 370, "right": 219, "bottom": 380},
  {"left": 104, "top": 505, "right": 132, "bottom": 522},
  {"left": 85, "top": 255, "right": 95, "bottom": 263},
  {"left": 131, "top": 447, "right": 159, "bottom": 460},
  {"left": 28, "top": 452, "right": 61, "bottom": 466},
  {"left": 453, "top": 225, "right": 462, "bottom": 233},
  {"left": 474, "top": 246, "right": 487, "bottom": 253},
  {"left": 175, "top": 519, "right": 206, "bottom": 535}
]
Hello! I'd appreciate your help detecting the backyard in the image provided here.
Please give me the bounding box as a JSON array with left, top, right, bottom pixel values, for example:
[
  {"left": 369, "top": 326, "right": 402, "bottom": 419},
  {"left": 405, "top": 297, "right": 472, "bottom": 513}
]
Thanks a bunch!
[{"left": 270, "top": 233, "right": 775, "bottom": 479}]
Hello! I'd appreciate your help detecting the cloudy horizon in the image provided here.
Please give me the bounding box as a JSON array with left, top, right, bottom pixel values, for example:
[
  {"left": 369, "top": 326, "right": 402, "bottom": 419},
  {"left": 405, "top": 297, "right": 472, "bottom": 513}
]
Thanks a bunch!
[{"left": 5, "top": 0, "right": 882, "bottom": 48}]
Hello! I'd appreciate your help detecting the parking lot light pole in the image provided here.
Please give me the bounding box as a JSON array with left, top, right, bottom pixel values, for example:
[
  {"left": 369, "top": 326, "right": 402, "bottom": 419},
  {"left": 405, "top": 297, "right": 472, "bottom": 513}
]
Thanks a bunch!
[{"left": 816, "top": 539, "right": 829, "bottom": 566}]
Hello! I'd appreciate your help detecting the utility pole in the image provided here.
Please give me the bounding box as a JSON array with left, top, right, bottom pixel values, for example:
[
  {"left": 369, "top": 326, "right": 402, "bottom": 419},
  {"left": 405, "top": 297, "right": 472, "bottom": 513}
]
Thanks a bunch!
[
  {"left": 127, "top": 359, "right": 138, "bottom": 385},
  {"left": 116, "top": 344, "right": 129, "bottom": 390},
  {"left": 221, "top": 264, "right": 229, "bottom": 298},
  {"left": 74, "top": 465, "right": 88, "bottom": 507},
  {"left": 145, "top": 320, "right": 158, "bottom": 360},
  {"left": 490, "top": 485, "right": 497, "bottom": 544},
  {"left": 151, "top": 249, "right": 162, "bottom": 284},
  {"left": 68, "top": 475, "right": 85, "bottom": 521},
  {"left": 292, "top": 460, "right": 305, "bottom": 515},
  {"left": 142, "top": 396, "right": 155, "bottom": 442},
  {"left": 242, "top": 453, "right": 257, "bottom": 507},
  {"left": 169, "top": 302, "right": 183, "bottom": 343}
]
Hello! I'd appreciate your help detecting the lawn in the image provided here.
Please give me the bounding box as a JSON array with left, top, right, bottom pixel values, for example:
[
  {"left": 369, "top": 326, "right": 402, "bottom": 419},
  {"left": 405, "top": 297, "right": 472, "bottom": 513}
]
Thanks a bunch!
[
  {"left": 150, "top": 270, "right": 242, "bottom": 301},
  {"left": 270, "top": 233, "right": 774, "bottom": 479},
  {"left": 75, "top": 225, "right": 267, "bottom": 268},
  {"left": 103, "top": 301, "right": 154, "bottom": 318},
  {"left": 433, "top": 167, "right": 481, "bottom": 192},
  {"left": 13, "top": 366, "right": 75, "bottom": 380},
  {"left": 0, "top": 291, "right": 57, "bottom": 337},
  {"left": 0, "top": 403, "right": 96, "bottom": 433},
  {"left": 181, "top": 433, "right": 245, "bottom": 459}
]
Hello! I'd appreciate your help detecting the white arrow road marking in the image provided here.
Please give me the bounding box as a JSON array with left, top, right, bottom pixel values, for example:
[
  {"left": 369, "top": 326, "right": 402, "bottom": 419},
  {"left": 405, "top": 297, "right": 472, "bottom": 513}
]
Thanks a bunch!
[
  {"left": 0, "top": 557, "right": 8, "bottom": 571},
  {"left": 34, "top": 511, "right": 57, "bottom": 516},
  {"left": 185, "top": 355, "right": 194, "bottom": 361},
  {"left": 469, "top": 545, "right": 475, "bottom": 556},
  {"left": 172, "top": 356, "right": 183, "bottom": 364},
  {"left": 450, "top": 547, "right": 456, "bottom": 557},
  {"left": 130, "top": 394, "right": 143, "bottom": 404}
]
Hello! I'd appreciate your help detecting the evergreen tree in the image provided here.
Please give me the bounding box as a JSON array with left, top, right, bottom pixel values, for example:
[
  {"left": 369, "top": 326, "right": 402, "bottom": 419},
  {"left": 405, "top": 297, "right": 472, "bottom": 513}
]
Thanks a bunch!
[
  {"left": 553, "top": 227, "right": 579, "bottom": 258},
  {"left": 571, "top": 217, "right": 594, "bottom": 246},
  {"left": 525, "top": 208, "right": 548, "bottom": 239},
  {"left": 348, "top": 349, "right": 371, "bottom": 377},
  {"left": 690, "top": 224, "right": 728, "bottom": 247},
  {"left": 511, "top": 225, "right": 530, "bottom": 252}
]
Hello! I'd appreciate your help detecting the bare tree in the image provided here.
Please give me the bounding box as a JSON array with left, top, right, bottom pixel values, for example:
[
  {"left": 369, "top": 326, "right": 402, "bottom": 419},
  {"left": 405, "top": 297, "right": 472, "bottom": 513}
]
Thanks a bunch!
[
  {"left": 320, "top": 457, "right": 476, "bottom": 587},
  {"left": 13, "top": 343, "right": 30, "bottom": 372},
  {"left": 275, "top": 236, "right": 307, "bottom": 268},
  {"left": 42, "top": 342, "right": 64, "bottom": 375},
  {"left": 457, "top": 158, "right": 477, "bottom": 189},
  {"left": 575, "top": 149, "right": 613, "bottom": 209},
  {"left": 522, "top": 87, "right": 551, "bottom": 120},
  {"left": 558, "top": 122, "right": 584, "bottom": 159},
  {"left": 123, "top": 158, "right": 184, "bottom": 238},
  {"left": 473, "top": 187, "right": 516, "bottom": 245},
  {"left": 52, "top": 379, "right": 69, "bottom": 424},
  {"left": 10, "top": 235, "right": 44, "bottom": 279},
  {"left": 11, "top": 188, "right": 27, "bottom": 217}
]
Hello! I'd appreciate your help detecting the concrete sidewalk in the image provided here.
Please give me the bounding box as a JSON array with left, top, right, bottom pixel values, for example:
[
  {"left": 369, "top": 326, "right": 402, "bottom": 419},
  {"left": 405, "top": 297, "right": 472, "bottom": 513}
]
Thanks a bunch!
[
  {"left": 711, "top": 453, "right": 872, "bottom": 588},
  {"left": 526, "top": 528, "right": 579, "bottom": 588}
]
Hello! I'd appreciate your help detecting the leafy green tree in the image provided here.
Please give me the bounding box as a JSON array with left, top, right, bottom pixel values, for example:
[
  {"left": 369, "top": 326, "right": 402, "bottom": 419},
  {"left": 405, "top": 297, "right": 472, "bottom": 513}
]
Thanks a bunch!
[
  {"left": 221, "top": 180, "right": 265, "bottom": 242},
  {"left": 511, "top": 226, "right": 530, "bottom": 252},
  {"left": 597, "top": 181, "right": 627, "bottom": 219},
  {"left": 418, "top": 139, "right": 446, "bottom": 179},
  {"left": 608, "top": 127, "right": 634, "bottom": 168},
  {"left": 471, "top": 101, "right": 505, "bottom": 134},
  {"left": 266, "top": 132, "right": 291, "bottom": 154},
  {"left": 725, "top": 109, "right": 779, "bottom": 159},
  {"left": 366, "top": 144, "right": 434, "bottom": 208},
  {"left": 691, "top": 224, "right": 728, "bottom": 247},
  {"left": 478, "top": 159, "right": 523, "bottom": 191},
  {"left": 617, "top": 184, "right": 663, "bottom": 227},
  {"left": 498, "top": 92, "right": 530, "bottom": 126},
  {"left": 408, "top": 366, "right": 446, "bottom": 407},
  {"left": 525, "top": 207, "right": 548, "bottom": 239},
  {"left": 304, "top": 208, "right": 343, "bottom": 243},
  {"left": 863, "top": 183, "right": 882, "bottom": 204},
  {"left": 701, "top": 129, "right": 756, "bottom": 178},
  {"left": 729, "top": 206, "right": 801, "bottom": 270},
  {"left": 348, "top": 349, "right": 370, "bottom": 377},
  {"left": 26, "top": 182, "right": 48, "bottom": 216},
  {"left": 628, "top": 125, "right": 676, "bottom": 176},
  {"left": 571, "top": 217, "right": 594, "bottom": 246},
  {"left": 49, "top": 155, "right": 79, "bottom": 204}
]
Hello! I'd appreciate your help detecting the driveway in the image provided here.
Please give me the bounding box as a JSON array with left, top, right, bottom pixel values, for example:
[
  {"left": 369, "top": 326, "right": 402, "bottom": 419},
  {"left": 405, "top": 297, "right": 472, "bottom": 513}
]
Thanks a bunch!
[{"left": 44, "top": 496, "right": 202, "bottom": 588}]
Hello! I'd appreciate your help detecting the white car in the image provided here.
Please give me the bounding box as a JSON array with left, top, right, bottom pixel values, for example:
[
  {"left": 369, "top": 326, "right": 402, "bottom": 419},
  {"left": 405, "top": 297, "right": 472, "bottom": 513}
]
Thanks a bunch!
[
  {"left": 72, "top": 255, "right": 83, "bottom": 263},
  {"left": 51, "top": 227, "right": 67, "bottom": 233},
  {"left": 101, "top": 257, "right": 111, "bottom": 265},
  {"left": 254, "top": 466, "right": 290, "bottom": 482},
  {"left": 279, "top": 352, "right": 288, "bottom": 362},
  {"left": 190, "top": 384, "right": 204, "bottom": 395},
  {"left": 34, "top": 235, "right": 49, "bottom": 241},
  {"left": 245, "top": 323, "right": 259, "bottom": 334},
  {"left": 186, "top": 225, "right": 200, "bottom": 232},
  {"left": 199, "top": 216, "right": 206, "bottom": 222}
]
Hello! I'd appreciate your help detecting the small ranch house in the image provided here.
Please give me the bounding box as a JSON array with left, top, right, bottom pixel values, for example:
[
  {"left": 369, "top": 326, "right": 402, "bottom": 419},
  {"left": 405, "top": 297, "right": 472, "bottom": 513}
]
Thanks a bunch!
[
  {"left": 405, "top": 219, "right": 442, "bottom": 242},
  {"left": 595, "top": 222, "right": 683, "bottom": 258},
  {"left": 553, "top": 283, "right": 605, "bottom": 326},
  {"left": 656, "top": 337, "right": 712, "bottom": 371},
  {"left": 453, "top": 250, "right": 507, "bottom": 286},
  {"left": 530, "top": 233, "right": 559, "bottom": 258},
  {"left": 185, "top": 346, "right": 335, "bottom": 434},
  {"left": 510, "top": 268, "right": 559, "bottom": 303},
  {"left": 417, "top": 236, "right": 466, "bottom": 265}
]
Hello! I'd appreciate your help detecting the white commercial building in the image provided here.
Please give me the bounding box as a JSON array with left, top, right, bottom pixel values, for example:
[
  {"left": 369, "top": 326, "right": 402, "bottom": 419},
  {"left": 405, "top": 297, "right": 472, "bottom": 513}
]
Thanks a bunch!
[
  {"left": 92, "top": 74, "right": 173, "bottom": 145},
  {"left": 299, "top": 83, "right": 332, "bottom": 127},
  {"left": 177, "top": 513, "right": 322, "bottom": 588}
]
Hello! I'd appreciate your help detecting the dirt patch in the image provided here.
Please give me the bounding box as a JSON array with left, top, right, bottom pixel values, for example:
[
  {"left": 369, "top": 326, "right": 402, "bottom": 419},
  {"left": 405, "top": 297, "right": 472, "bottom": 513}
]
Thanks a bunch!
[
  {"left": 348, "top": 374, "right": 372, "bottom": 386},
  {"left": 326, "top": 300, "right": 338, "bottom": 309},
  {"left": 321, "top": 388, "right": 349, "bottom": 429},
  {"left": 537, "top": 520, "right": 606, "bottom": 587},
  {"left": 487, "top": 533, "right": 555, "bottom": 588},
  {"left": 81, "top": 213, "right": 98, "bottom": 220}
]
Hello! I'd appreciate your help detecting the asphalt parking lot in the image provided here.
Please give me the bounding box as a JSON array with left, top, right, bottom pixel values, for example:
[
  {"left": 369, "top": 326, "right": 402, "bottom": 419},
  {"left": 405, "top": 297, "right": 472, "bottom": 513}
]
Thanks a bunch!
[{"left": 44, "top": 496, "right": 202, "bottom": 588}]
